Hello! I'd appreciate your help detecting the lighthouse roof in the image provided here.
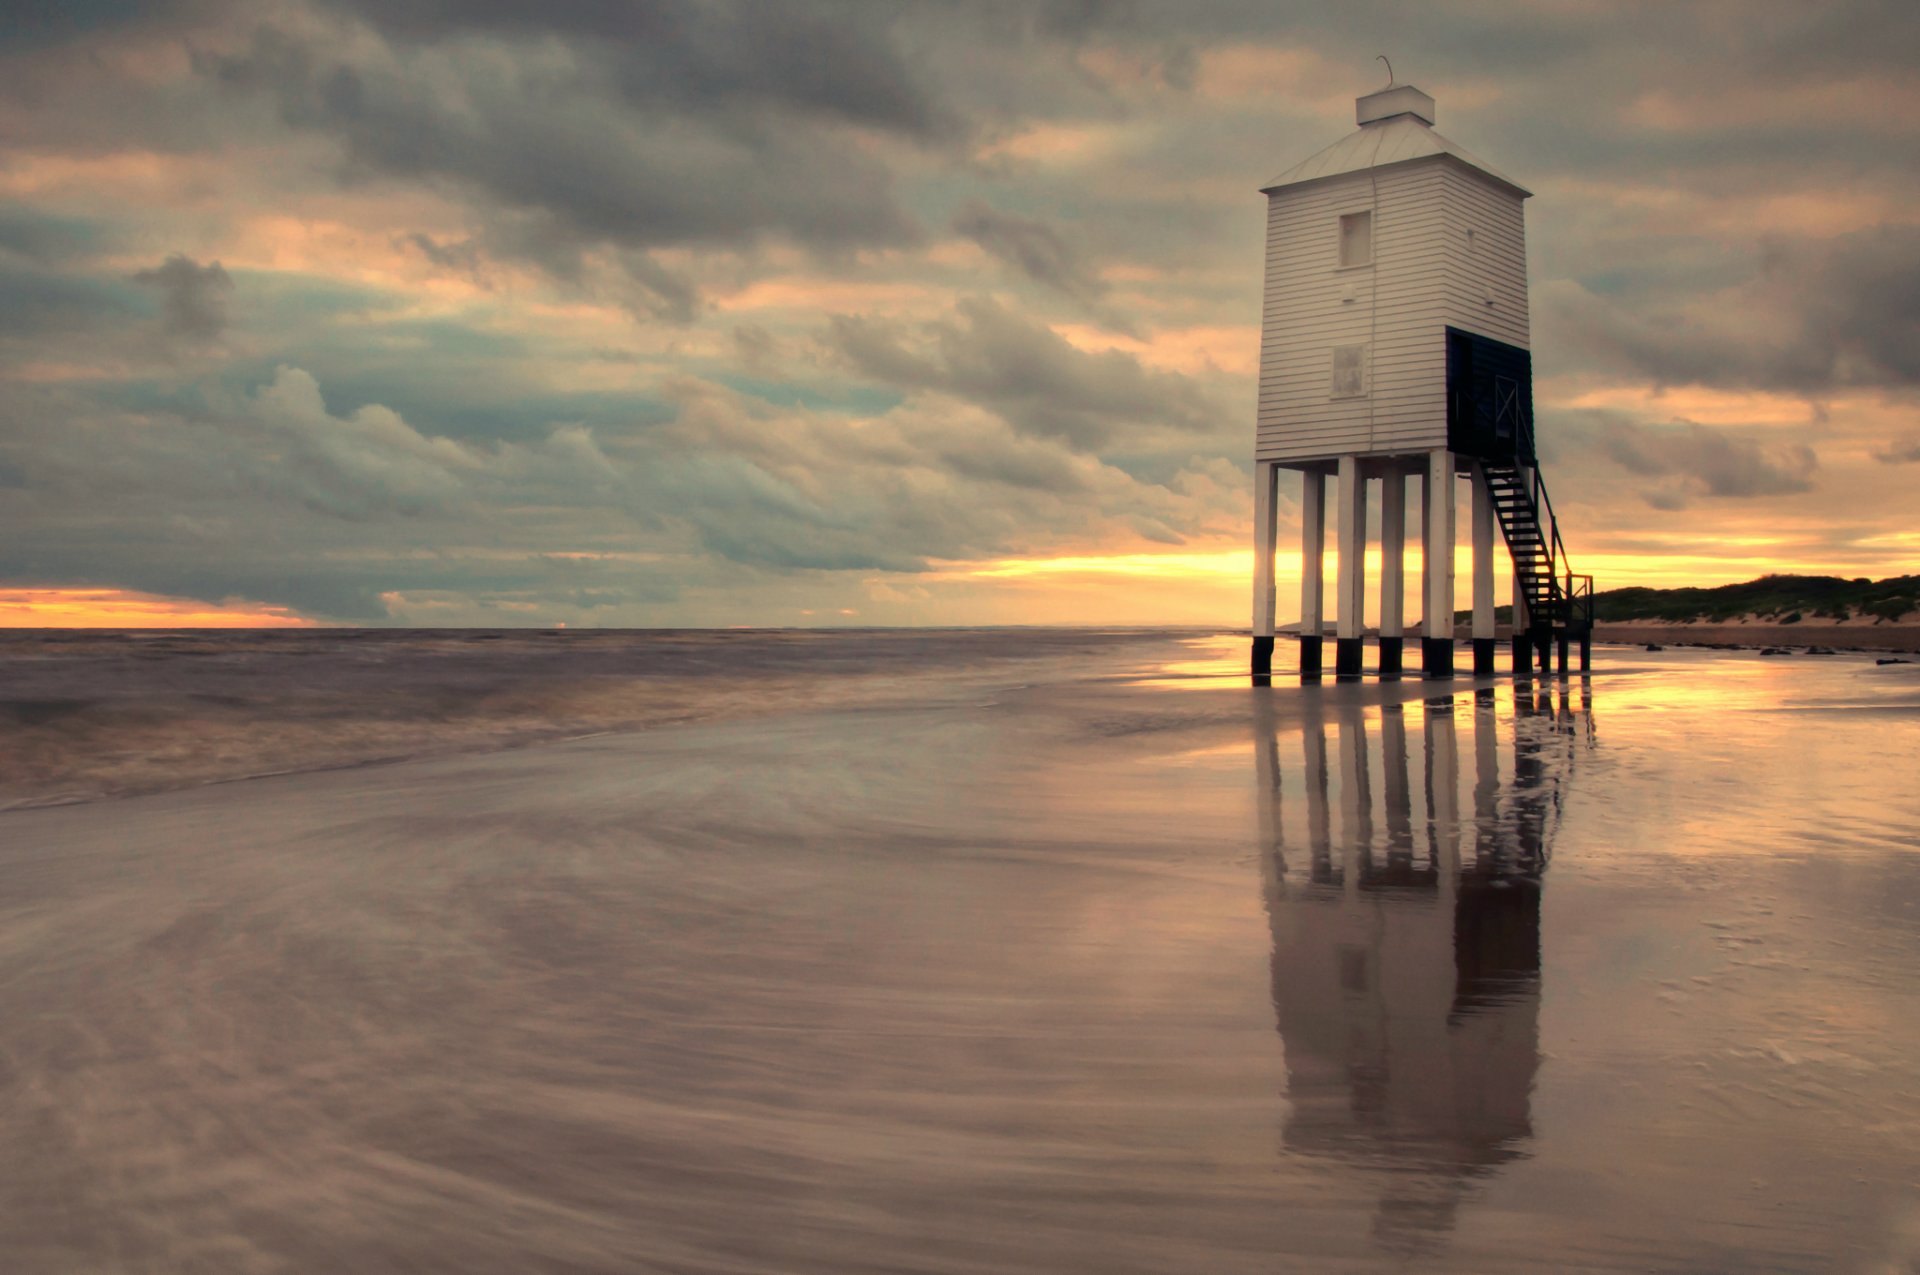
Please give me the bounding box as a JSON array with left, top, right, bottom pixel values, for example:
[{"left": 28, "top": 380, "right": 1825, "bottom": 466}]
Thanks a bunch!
[{"left": 1260, "top": 84, "right": 1530, "bottom": 199}]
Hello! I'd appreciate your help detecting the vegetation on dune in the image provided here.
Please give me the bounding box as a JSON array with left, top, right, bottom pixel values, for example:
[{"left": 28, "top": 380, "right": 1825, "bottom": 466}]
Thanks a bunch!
[
  {"left": 1456, "top": 575, "right": 1920, "bottom": 626},
  {"left": 1592, "top": 575, "right": 1920, "bottom": 623}
]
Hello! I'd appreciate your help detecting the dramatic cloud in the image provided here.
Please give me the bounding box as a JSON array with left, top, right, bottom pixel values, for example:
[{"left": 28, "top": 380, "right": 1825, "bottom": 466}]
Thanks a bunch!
[
  {"left": 1542, "top": 226, "right": 1920, "bottom": 395},
  {"left": 193, "top": 3, "right": 972, "bottom": 313},
  {"left": 826, "top": 298, "right": 1225, "bottom": 450},
  {"left": 1, "top": 0, "right": 1917, "bottom": 622},
  {"left": 132, "top": 253, "right": 233, "bottom": 342},
  {"left": 1591, "top": 418, "right": 1818, "bottom": 510},
  {"left": 0, "top": 357, "right": 1238, "bottom": 621},
  {"left": 951, "top": 200, "right": 1111, "bottom": 312}
]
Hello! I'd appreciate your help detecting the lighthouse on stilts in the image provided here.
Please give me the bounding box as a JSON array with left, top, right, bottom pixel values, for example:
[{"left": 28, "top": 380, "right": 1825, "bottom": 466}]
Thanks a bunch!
[{"left": 1250, "top": 76, "right": 1591, "bottom": 684}]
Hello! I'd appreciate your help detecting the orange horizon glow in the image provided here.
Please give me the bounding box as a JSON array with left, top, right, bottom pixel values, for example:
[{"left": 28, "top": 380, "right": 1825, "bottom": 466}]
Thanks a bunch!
[
  {"left": 9, "top": 541, "right": 1912, "bottom": 632},
  {"left": 936, "top": 544, "right": 1854, "bottom": 592},
  {"left": 929, "top": 542, "right": 1916, "bottom": 622},
  {"left": 0, "top": 588, "right": 319, "bottom": 629}
]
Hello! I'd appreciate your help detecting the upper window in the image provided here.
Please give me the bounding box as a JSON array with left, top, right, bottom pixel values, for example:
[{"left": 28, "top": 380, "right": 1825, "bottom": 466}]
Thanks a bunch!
[{"left": 1338, "top": 211, "right": 1372, "bottom": 268}]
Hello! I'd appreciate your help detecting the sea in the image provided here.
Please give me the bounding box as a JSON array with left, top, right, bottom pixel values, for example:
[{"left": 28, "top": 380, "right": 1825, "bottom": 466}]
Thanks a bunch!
[{"left": 1, "top": 628, "right": 1916, "bottom": 1272}]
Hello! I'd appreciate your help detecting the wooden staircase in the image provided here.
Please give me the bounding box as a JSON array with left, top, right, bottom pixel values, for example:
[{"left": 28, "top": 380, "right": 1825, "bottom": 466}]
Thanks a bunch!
[{"left": 1482, "top": 463, "right": 1592, "bottom": 645}]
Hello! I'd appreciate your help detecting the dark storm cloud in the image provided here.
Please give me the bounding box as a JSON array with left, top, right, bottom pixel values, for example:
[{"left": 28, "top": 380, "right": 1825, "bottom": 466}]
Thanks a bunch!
[
  {"left": 0, "top": 0, "right": 209, "bottom": 49},
  {"left": 199, "top": 4, "right": 948, "bottom": 302},
  {"left": 215, "top": 35, "right": 915, "bottom": 248},
  {"left": 951, "top": 200, "right": 1109, "bottom": 309},
  {"left": 132, "top": 254, "right": 233, "bottom": 341},
  {"left": 1766, "top": 228, "right": 1920, "bottom": 391},
  {"left": 825, "top": 298, "right": 1222, "bottom": 450},
  {"left": 1598, "top": 418, "right": 1817, "bottom": 508},
  {"left": 1542, "top": 226, "right": 1920, "bottom": 396},
  {"left": 327, "top": 0, "right": 952, "bottom": 137}
]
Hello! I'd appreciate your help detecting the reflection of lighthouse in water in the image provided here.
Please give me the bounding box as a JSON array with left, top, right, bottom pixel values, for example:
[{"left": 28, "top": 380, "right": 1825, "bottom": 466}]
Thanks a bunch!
[{"left": 1256, "top": 686, "right": 1590, "bottom": 1255}]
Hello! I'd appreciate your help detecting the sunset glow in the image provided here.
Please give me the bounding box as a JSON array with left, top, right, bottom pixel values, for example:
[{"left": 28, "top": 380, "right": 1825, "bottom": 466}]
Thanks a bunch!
[{"left": 0, "top": 589, "right": 317, "bottom": 629}]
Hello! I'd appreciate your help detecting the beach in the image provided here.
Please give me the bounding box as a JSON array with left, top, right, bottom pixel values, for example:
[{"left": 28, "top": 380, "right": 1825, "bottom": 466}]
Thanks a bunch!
[
  {"left": 1592, "top": 622, "right": 1920, "bottom": 655},
  {"left": 1, "top": 631, "right": 1916, "bottom": 1272}
]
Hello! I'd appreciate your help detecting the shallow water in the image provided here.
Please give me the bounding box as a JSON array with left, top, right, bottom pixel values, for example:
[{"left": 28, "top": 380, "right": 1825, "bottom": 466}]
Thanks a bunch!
[
  {"left": 0, "top": 633, "right": 1915, "bottom": 1272},
  {"left": 0, "top": 627, "right": 1188, "bottom": 807}
]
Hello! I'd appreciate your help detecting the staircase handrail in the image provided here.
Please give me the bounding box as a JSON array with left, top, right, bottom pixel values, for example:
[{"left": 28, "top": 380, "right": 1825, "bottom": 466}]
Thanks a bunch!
[
  {"left": 1529, "top": 468, "right": 1565, "bottom": 606},
  {"left": 1486, "top": 458, "right": 1589, "bottom": 632},
  {"left": 1564, "top": 573, "right": 1594, "bottom": 631}
]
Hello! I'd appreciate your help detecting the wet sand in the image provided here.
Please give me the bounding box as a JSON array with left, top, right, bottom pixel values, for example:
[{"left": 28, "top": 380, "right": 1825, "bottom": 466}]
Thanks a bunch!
[
  {"left": 0, "top": 628, "right": 1187, "bottom": 809},
  {"left": 0, "top": 634, "right": 1916, "bottom": 1272}
]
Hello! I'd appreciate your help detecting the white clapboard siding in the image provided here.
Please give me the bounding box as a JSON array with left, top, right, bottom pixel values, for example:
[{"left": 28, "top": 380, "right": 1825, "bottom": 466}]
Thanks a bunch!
[
  {"left": 1256, "top": 161, "right": 1450, "bottom": 463},
  {"left": 1439, "top": 165, "right": 1529, "bottom": 348},
  {"left": 1254, "top": 90, "right": 1532, "bottom": 468}
]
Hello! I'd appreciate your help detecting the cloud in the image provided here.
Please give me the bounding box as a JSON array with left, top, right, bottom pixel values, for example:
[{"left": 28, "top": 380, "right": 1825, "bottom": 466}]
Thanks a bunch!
[
  {"left": 1598, "top": 418, "right": 1818, "bottom": 508},
  {"left": 951, "top": 199, "right": 1109, "bottom": 310},
  {"left": 399, "top": 231, "right": 484, "bottom": 278},
  {"left": 0, "top": 261, "right": 141, "bottom": 339},
  {"left": 5, "top": 0, "right": 1920, "bottom": 621},
  {"left": 1872, "top": 436, "right": 1920, "bottom": 464},
  {"left": 200, "top": 9, "right": 935, "bottom": 310},
  {"left": 132, "top": 253, "right": 233, "bottom": 341},
  {"left": 325, "top": 0, "right": 953, "bottom": 136},
  {"left": 0, "top": 204, "right": 105, "bottom": 263},
  {"left": 0, "top": 361, "right": 1240, "bottom": 621},
  {"left": 825, "top": 297, "right": 1225, "bottom": 450},
  {"left": 1541, "top": 225, "right": 1920, "bottom": 396}
]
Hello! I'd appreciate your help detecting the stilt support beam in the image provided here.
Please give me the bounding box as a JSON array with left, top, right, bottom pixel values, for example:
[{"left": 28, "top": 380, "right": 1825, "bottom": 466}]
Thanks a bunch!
[
  {"left": 1299, "top": 470, "right": 1326, "bottom": 681},
  {"left": 1251, "top": 461, "right": 1278, "bottom": 680},
  {"left": 1379, "top": 637, "right": 1404, "bottom": 679},
  {"left": 1423, "top": 449, "right": 1456, "bottom": 679},
  {"left": 1380, "top": 469, "right": 1406, "bottom": 681},
  {"left": 1335, "top": 456, "right": 1367, "bottom": 681}
]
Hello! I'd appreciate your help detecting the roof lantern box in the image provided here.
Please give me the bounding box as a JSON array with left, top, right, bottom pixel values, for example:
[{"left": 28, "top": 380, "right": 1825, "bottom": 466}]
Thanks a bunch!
[
  {"left": 1261, "top": 81, "right": 1527, "bottom": 198},
  {"left": 1355, "top": 82, "right": 1435, "bottom": 126}
]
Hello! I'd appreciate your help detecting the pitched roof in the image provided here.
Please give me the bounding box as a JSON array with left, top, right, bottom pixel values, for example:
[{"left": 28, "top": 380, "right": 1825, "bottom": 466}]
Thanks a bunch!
[{"left": 1260, "top": 110, "right": 1531, "bottom": 199}]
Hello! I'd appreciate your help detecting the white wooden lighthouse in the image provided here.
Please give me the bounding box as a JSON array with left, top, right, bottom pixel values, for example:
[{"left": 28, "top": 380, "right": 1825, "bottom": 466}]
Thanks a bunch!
[{"left": 1250, "top": 80, "right": 1590, "bottom": 681}]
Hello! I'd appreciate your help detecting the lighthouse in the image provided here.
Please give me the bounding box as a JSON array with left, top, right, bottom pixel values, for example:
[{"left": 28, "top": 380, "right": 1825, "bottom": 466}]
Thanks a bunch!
[{"left": 1250, "top": 79, "right": 1590, "bottom": 681}]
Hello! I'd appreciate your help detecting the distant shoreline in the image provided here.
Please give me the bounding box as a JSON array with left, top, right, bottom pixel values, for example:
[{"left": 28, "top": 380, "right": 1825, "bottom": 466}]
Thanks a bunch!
[
  {"left": 1590, "top": 622, "right": 1920, "bottom": 654},
  {"left": 1280, "top": 621, "right": 1920, "bottom": 655}
]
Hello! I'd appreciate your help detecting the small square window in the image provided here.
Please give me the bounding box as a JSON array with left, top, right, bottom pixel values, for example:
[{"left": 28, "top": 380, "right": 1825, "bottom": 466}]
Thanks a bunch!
[
  {"left": 1330, "top": 344, "right": 1369, "bottom": 398},
  {"left": 1338, "top": 210, "right": 1372, "bottom": 268}
]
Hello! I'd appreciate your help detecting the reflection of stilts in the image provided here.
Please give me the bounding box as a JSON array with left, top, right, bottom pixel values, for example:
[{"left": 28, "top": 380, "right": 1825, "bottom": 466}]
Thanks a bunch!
[
  {"left": 1339, "top": 709, "right": 1372, "bottom": 885},
  {"left": 1379, "top": 706, "right": 1422, "bottom": 885},
  {"left": 1303, "top": 699, "right": 1336, "bottom": 889},
  {"left": 1260, "top": 686, "right": 1592, "bottom": 1257}
]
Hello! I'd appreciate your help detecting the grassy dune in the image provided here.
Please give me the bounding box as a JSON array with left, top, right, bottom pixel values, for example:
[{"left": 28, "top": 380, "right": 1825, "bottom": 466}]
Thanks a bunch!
[{"left": 1460, "top": 574, "right": 1920, "bottom": 627}]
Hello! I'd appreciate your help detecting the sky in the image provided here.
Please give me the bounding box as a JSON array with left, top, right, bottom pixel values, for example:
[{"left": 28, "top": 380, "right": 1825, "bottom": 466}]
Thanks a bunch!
[{"left": 0, "top": 0, "right": 1915, "bottom": 628}]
